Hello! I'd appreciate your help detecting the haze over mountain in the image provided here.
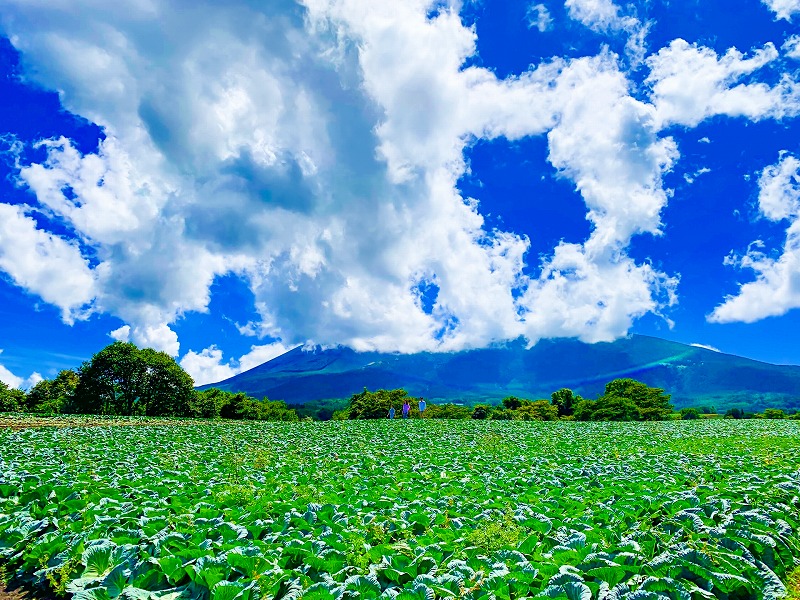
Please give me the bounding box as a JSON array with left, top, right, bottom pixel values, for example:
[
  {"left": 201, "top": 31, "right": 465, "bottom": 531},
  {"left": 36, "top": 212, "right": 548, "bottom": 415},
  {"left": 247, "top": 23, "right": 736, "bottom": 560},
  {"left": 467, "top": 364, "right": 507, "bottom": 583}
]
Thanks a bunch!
[{"left": 200, "top": 335, "right": 800, "bottom": 413}]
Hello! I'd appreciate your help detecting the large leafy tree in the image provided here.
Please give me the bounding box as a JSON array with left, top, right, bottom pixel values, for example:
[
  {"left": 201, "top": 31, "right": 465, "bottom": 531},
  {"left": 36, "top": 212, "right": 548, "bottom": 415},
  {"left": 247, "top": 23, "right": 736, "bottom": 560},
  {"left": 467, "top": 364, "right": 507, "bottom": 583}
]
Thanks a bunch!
[
  {"left": 73, "top": 342, "right": 195, "bottom": 416},
  {"left": 26, "top": 370, "right": 80, "bottom": 413},
  {"left": 598, "top": 379, "right": 674, "bottom": 421}
]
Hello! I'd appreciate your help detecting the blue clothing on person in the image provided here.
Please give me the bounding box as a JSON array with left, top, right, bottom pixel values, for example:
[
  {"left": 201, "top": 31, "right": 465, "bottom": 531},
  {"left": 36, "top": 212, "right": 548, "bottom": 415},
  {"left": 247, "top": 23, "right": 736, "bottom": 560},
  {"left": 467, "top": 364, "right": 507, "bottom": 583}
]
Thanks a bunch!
[{"left": 418, "top": 398, "right": 426, "bottom": 413}]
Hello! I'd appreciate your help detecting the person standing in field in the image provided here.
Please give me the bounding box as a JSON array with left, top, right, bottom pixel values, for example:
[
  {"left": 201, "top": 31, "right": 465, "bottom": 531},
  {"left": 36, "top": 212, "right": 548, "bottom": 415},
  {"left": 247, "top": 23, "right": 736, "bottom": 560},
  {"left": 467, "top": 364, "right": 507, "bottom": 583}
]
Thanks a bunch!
[
  {"left": 418, "top": 397, "right": 426, "bottom": 415},
  {"left": 388, "top": 406, "right": 395, "bottom": 419},
  {"left": 402, "top": 399, "right": 410, "bottom": 419}
]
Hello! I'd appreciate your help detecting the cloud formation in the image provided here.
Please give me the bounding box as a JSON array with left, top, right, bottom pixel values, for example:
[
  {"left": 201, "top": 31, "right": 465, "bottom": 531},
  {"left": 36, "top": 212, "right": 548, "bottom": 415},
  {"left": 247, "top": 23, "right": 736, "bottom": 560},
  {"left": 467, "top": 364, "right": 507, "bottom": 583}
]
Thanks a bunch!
[
  {"left": 0, "top": 0, "right": 798, "bottom": 365},
  {"left": 646, "top": 39, "right": 799, "bottom": 128},
  {"left": 762, "top": 0, "right": 800, "bottom": 21},
  {"left": 710, "top": 153, "right": 800, "bottom": 323},
  {"left": 179, "top": 342, "right": 290, "bottom": 386}
]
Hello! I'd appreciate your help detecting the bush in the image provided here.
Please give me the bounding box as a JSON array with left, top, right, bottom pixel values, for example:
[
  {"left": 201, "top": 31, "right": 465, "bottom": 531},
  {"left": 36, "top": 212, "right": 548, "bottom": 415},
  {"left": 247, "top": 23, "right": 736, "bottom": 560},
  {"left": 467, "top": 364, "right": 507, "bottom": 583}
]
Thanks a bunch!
[
  {"left": 680, "top": 407, "right": 700, "bottom": 420},
  {"left": 422, "top": 403, "right": 471, "bottom": 419},
  {"left": 471, "top": 404, "right": 492, "bottom": 420}
]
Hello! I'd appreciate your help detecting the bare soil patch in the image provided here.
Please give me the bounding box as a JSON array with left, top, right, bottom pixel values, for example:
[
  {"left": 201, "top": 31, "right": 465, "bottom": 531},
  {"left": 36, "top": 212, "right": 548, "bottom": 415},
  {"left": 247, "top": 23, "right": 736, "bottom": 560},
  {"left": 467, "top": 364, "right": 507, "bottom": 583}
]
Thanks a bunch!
[{"left": 0, "top": 415, "right": 201, "bottom": 430}]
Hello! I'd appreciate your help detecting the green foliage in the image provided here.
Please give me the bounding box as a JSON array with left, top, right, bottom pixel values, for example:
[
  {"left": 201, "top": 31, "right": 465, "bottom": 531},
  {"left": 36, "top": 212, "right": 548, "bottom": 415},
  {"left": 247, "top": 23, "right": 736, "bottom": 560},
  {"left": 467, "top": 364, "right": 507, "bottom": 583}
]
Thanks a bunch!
[
  {"left": 471, "top": 404, "right": 492, "bottom": 419},
  {"left": 73, "top": 341, "right": 195, "bottom": 416},
  {"left": 515, "top": 399, "right": 559, "bottom": 421},
  {"left": 2, "top": 419, "right": 800, "bottom": 600},
  {"left": 191, "top": 388, "right": 299, "bottom": 421},
  {"left": 501, "top": 396, "right": 523, "bottom": 410},
  {"left": 572, "top": 399, "right": 596, "bottom": 421},
  {"left": 602, "top": 378, "right": 673, "bottom": 421},
  {"left": 679, "top": 407, "right": 700, "bottom": 420},
  {"left": 764, "top": 408, "right": 786, "bottom": 419},
  {"left": 346, "top": 388, "right": 411, "bottom": 419},
  {"left": 551, "top": 388, "right": 581, "bottom": 417},
  {"left": 25, "top": 370, "right": 79, "bottom": 414},
  {"left": 591, "top": 395, "right": 640, "bottom": 421},
  {"left": 420, "top": 403, "right": 471, "bottom": 419},
  {"left": 573, "top": 378, "right": 674, "bottom": 422},
  {"left": 0, "top": 380, "right": 26, "bottom": 412},
  {"left": 467, "top": 511, "right": 524, "bottom": 553}
]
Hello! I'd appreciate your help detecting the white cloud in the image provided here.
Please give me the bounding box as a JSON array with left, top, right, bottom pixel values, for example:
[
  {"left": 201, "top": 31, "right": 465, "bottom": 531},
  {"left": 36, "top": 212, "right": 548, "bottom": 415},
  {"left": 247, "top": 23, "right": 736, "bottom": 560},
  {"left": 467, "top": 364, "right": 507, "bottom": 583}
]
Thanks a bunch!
[
  {"left": 180, "top": 342, "right": 289, "bottom": 386},
  {"left": 683, "top": 167, "right": 711, "bottom": 184},
  {"left": 762, "top": 0, "right": 800, "bottom": 21},
  {"left": 784, "top": 35, "right": 800, "bottom": 59},
  {"left": 0, "top": 0, "right": 684, "bottom": 358},
  {"left": 564, "top": 0, "right": 648, "bottom": 64},
  {"left": 527, "top": 3, "right": 553, "bottom": 32},
  {"left": 565, "top": 0, "right": 633, "bottom": 31},
  {"left": 0, "top": 203, "right": 95, "bottom": 323},
  {"left": 646, "top": 39, "right": 800, "bottom": 128},
  {"left": 710, "top": 153, "right": 800, "bottom": 323},
  {"left": 690, "top": 342, "right": 721, "bottom": 352}
]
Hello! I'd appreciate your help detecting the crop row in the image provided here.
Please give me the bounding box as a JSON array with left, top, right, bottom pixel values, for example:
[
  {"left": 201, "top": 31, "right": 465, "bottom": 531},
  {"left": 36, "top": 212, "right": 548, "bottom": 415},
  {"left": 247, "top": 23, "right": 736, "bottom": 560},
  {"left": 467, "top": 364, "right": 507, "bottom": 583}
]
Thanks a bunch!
[{"left": 1, "top": 419, "right": 799, "bottom": 599}]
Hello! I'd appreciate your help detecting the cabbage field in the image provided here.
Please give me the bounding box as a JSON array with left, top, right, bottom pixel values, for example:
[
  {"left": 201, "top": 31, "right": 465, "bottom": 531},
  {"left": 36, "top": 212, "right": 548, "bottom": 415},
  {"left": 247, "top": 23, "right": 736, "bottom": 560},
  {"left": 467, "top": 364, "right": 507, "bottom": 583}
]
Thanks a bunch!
[{"left": 1, "top": 418, "right": 800, "bottom": 599}]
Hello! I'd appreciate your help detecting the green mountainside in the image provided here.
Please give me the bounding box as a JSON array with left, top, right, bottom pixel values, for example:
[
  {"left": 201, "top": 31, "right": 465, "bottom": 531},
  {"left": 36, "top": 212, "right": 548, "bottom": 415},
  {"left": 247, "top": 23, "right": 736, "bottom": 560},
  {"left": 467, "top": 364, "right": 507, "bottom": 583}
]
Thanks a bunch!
[{"left": 199, "top": 335, "right": 800, "bottom": 412}]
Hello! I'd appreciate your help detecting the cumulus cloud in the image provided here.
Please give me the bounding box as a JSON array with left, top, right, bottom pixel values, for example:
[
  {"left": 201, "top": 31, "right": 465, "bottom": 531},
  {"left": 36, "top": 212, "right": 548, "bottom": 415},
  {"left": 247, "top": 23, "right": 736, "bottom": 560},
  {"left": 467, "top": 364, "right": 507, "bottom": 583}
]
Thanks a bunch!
[
  {"left": 180, "top": 343, "right": 290, "bottom": 386},
  {"left": 0, "top": 203, "right": 95, "bottom": 323},
  {"left": 762, "top": 0, "right": 800, "bottom": 21},
  {"left": 710, "top": 153, "right": 800, "bottom": 323},
  {"left": 0, "top": 0, "right": 704, "bottom": 358},
  {"left": 645, "top": 39, "right": 800, "bottom": 128}
]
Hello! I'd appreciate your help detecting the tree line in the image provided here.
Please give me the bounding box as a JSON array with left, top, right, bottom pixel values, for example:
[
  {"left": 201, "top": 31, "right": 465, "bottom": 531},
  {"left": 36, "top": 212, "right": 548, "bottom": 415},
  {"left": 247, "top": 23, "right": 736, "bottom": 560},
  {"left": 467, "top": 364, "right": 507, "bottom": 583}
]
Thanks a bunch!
[
  {"left": 0, "top": 341, "right": 299, "bottom": 421},
  {"left": 334, "top": 379, "right": 677, "bottom": 421}
]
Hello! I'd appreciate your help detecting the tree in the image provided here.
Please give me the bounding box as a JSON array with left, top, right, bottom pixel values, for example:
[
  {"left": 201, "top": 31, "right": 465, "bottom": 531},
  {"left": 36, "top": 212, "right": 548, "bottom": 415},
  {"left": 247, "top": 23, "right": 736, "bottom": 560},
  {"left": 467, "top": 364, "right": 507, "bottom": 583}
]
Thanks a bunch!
[
  {"left": 573, "top": 399, "right": 597, "bottom": 421},
  {"left": 26, "top": 370, "right": 79, "bottom": 413},
  {"left": 551, "top": 388, "right": 580, "bottom": 417},
  {"left": 601, "top": 379, "right": 673, "bottom": 421},
  {"left": 501, "top": 396, "right": 523, "bottom": 410},
  {"left": 763, "top": 408, "right": 786, "bottom": 419},
  {"left": 591, "top": 395, "right": 640, "bottom": 421},
  {"left": 189, "top": 388, "right": 231, "bottom": 418},
  {"left": 516, "top": 399, "right": 559, "bottom": 421},
  {"left": 471, "top": 404, "right": 492, "bottom": 420},
  {"left": 680, "top": 407, "right": 700, "bottom": 420},
  {"left": 73, "top": 342, "right": 195, "bottom": 416},
  {"left": 347, "top": 388, "right": 410, "bottom": 419},
  {"left": 0, "top": 381, "right": 26, "bottom": 412},
  {"left": 725, "top": 408, "right": 745, "bottom": 419}
]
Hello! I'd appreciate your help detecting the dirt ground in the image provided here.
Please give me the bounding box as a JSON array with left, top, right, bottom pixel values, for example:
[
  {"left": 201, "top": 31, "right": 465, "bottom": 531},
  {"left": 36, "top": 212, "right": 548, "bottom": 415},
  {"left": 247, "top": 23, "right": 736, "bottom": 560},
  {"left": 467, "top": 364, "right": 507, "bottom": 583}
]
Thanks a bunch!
[
  {"left": 0, "top": 415, "right": 200, "bottom": 430},
  {"left": 0, "top": 582, "right": 54, "bottom": 600}
]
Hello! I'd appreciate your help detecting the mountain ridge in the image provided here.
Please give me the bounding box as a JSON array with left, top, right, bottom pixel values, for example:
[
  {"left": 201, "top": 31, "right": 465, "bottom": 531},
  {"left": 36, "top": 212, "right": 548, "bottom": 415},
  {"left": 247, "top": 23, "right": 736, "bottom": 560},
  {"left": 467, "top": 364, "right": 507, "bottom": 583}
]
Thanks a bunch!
[{"left": 199, "top": 335, "right": 800, "bottom": 412}]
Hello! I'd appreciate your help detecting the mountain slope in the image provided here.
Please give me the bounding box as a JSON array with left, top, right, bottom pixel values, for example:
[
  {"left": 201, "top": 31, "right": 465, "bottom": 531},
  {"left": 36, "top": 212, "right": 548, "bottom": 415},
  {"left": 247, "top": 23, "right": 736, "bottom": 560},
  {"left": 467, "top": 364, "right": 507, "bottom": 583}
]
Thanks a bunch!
[{"left": 199, "top": 335, "right": 800, "bottom": 412}]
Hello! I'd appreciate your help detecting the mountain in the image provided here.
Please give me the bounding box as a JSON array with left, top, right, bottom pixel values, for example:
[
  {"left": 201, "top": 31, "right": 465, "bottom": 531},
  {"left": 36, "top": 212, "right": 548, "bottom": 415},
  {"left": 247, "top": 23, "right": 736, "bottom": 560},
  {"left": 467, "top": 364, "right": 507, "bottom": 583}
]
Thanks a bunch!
[{"left": 199, "top": 335, "right": 800, "bottom": 412}]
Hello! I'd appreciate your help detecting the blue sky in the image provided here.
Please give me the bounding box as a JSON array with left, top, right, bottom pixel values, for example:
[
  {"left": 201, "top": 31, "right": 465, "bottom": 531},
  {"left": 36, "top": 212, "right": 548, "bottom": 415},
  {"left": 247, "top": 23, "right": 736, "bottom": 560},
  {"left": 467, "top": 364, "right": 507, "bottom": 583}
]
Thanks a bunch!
[{"left": 2, "top": 0, "right": 800, "bottom": 387}]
